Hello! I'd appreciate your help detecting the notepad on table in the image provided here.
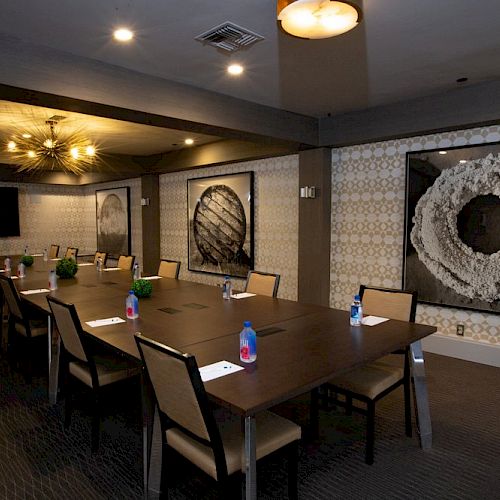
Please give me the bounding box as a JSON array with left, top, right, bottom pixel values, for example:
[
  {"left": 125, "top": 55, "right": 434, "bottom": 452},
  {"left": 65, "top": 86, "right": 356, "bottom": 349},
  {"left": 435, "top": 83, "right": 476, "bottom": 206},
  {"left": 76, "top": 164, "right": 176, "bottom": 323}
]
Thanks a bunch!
[
  {"left": 85, "top": 317, "right": 126, "bottom": 328},
  {"left": 231, "top": 292, "right": 256, "bottom": 300},
  {"left": 103, "top": 267, "right": 121, "bottom": 271},
  {"left": 78, "top": 262, "right": 95, "bottom": 266},
  {"left": 140, "top": 275, "right": 163, "bottom": 280},
  {"left": 21, "top": 288, "right": 50, "bottom": 295},
  {"left": 199, "top": 360, "right": 244, "bottom": 382},
  {"left": 362, "top": 315, "right": 389, "bottom": 326},
  {"left": 31, "top": 253, "right": 44, "bottom": 257}
]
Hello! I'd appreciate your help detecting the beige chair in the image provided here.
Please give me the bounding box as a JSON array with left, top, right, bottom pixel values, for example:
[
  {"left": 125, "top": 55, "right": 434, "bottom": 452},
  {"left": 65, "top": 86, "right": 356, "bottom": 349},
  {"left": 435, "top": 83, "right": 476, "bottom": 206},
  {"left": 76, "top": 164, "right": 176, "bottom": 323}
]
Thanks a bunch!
[
  {"left": 245, "top": 270, "right": 280, "bottom": 298},
  {"left": 65, "top": 247, "right": 78, "bottom": 260},
  {"left": 48, "top": 244, "right": 60, "bottom": 259},
  {"left": 324, "top": 285, "right": 417, "bottom": 464},
  {"left": 93, "top": 251, "right": 108, "bottom": 266},
  {"left": 135, "top": 333, "right": 301, "bottom": 499},
  {"left": 47, "top": 296, "right": 140, "bottom": 452},
  {"left": 157, "top": 259, "right": 180, "bottom": 279},
  {"left": 0, "top": 274, "right": 48, "bottom": 381},
  {"left": 117, "top": 255, "right": 135, "bottom": 271}
]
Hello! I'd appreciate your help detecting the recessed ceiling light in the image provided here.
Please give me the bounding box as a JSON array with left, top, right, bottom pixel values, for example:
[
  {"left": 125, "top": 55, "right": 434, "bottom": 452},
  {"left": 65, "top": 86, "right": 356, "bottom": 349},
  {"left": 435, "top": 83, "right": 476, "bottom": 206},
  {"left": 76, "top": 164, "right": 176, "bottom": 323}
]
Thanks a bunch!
[
  {"left": 459, "top": 159, "right": 467, "bottom": 163},
  {"left": 113, "top": 28, "right": 134, "bottom": 42},
  {"left": 22, "top": 133, "right": 32, "bottom": 139},
  {"left": 227, "top": 64, "right": 244, "bottom": 76},
  {"left": 438, "top": 151, "right": 447, "bottom": 155},
  {"left": 184, "top": 138, "right": 194, "bottom": 145}
]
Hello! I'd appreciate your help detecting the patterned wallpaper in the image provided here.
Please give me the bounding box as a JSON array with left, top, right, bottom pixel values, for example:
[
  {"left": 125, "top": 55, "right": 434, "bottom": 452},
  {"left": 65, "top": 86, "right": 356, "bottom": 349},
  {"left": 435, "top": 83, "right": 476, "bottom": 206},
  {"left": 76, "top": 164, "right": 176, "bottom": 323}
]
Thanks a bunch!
[
  {"left": 159, "top": 155, "right": 299, "bottom": 300},
  {"left": 0, "top": 179, "right": 142, "bottom": 265},
  {"left": 330, "top": 125, "right": 500, "bottom": 345}
]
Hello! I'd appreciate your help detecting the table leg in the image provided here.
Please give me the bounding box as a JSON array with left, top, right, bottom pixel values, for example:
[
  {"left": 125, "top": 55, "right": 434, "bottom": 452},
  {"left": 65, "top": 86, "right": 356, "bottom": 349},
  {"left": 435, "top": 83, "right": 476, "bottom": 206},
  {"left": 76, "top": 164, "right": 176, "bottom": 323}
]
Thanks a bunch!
[
  {"left": 410, "top": 340, "right": 432, "bottom": 449},
  {"left": 48, "top": 315, "right": 60, "bottom": 405},
  {"left": 244, "top": 415, "right": 257, "bottom": 500}
]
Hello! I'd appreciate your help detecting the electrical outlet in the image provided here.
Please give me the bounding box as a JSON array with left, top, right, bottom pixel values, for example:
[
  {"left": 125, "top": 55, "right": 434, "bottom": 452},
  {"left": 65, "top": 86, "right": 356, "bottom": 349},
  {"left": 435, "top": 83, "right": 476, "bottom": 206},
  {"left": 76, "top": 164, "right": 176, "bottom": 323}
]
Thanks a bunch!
[{"left": 456, "top": 324, "right": 464, "bottom": 336}]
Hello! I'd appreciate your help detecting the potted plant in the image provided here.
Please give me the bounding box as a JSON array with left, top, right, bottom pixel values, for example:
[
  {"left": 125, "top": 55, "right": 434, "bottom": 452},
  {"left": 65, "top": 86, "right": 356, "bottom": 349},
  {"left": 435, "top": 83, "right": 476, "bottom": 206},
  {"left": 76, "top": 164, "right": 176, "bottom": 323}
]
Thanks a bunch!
[
  {"left": 131, "top": 278, "right": 153, "bottom": 298},
  {"left": 56, "top": 257, "right": 78, "bottom": 279},
  {"left": 20, "top": 255, "right": 34, "bottom": 267}
]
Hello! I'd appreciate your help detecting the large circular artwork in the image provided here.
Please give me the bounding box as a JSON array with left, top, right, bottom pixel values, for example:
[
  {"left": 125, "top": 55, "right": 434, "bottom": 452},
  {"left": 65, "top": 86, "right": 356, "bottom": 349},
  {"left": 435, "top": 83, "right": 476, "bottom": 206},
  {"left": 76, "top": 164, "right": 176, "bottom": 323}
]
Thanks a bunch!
[{"left": 410, "top": 154, "right": 500, "bottom": 302}]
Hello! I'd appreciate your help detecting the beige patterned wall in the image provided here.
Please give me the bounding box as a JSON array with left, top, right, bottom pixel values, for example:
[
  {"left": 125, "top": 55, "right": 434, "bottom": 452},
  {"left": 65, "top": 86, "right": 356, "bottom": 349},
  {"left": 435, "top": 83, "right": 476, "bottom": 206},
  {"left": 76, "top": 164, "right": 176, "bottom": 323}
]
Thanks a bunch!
[
  {"left": 0, "top": 179, "right": 142, "bottom": 265},
  {"left": 330, "top": 125, "right": 500, "bottom": 345},
  {"left": 159, "top": 155, "right": 299, "bottom": 300}
]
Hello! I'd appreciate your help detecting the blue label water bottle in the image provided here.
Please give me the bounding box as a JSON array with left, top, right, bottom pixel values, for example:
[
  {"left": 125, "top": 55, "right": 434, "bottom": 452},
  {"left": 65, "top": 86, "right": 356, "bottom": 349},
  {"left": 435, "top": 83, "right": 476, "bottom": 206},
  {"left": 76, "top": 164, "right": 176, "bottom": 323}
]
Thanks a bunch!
[
  {"left": 239, "top": 320, "right": 257, "bottom": 363},
  {"left": 350, "top": 294, "right": 363, "bottom": 326},
  {"left": 126, "top": 290, "right": 139, "bottom": 319}
]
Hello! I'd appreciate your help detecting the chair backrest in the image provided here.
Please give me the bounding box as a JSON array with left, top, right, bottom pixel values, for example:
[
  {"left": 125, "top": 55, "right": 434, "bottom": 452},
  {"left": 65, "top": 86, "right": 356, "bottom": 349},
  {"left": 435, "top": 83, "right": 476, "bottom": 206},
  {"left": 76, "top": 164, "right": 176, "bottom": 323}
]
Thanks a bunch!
[
  {"left": 93, "top": 251, "right": 108, "bottom": 265},
  {"left": 46, "top": 296, "right": 88, "bottom": 362},
  {"left": 0, "top": 274, "right": 24, "bottom": 320},
  {"left": 65, "top": 247, "right": 78, "bottom": 260},
  {"left": 49, "top": 244, "right": 60, "bottom": 259},
  {"left": 135, "top": 334, "right": 226, "bottom": 473},
  {"left": 117, "top": 255, "right": 135, "bottom": 270},
  {"left": 157, "top": 259, "right": 180, "bottom": 279},
  {"left": 359, "top": 285, "right": 417, "bottom": 322},
  {"left": 245, "top": 270, "right": 280, "bottom": 297}
]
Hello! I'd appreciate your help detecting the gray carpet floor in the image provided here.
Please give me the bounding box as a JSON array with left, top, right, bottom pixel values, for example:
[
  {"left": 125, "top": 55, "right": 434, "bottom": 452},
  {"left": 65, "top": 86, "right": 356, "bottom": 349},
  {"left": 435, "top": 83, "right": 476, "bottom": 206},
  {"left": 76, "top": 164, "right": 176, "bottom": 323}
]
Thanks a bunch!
[{"left": 0, "top": 350, "right": 499, "bottom": 499}]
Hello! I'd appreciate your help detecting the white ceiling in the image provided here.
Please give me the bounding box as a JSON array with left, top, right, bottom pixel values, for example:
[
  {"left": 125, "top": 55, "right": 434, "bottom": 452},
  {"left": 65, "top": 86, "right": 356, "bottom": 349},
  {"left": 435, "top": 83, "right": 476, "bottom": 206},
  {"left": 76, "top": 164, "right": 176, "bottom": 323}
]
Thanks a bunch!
[{"left": 1, "top": 0, "right": 500, "bottom": 162}]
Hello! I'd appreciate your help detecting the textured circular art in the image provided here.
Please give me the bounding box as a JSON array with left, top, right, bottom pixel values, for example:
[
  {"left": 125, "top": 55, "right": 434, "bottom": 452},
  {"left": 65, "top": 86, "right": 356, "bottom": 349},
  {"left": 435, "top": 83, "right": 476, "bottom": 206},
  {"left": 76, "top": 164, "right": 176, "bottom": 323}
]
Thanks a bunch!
[
  {"left": 193, "top": 185, "right": 247, "bottom": 265},
  {"left": 411, "top": 154, "right": 500, "bottom": 302}
]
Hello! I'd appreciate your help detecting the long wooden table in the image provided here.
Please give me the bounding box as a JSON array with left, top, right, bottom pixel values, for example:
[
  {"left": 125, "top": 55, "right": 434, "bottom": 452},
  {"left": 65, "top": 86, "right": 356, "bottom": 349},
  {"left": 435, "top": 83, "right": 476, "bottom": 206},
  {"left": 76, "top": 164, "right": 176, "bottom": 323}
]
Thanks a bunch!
[{"left": 10, "top": 258, "right": 436, "bottom": 500}]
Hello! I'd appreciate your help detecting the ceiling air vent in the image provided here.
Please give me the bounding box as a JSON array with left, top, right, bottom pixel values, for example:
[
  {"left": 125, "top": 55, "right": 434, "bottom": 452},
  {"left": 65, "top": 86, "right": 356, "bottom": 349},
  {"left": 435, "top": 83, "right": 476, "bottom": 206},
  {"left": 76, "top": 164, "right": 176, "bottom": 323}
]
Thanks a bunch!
[{"left": 195, "top": 22, "right": 264, "bottom": 52}]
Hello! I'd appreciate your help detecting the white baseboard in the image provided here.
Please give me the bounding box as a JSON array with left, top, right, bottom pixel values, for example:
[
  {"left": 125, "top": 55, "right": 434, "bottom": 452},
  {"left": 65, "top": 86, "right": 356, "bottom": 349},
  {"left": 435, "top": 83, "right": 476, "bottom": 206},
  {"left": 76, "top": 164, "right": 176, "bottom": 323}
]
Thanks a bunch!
[{"left": 422, "top": 333, "right": 500, "bottom": 367}]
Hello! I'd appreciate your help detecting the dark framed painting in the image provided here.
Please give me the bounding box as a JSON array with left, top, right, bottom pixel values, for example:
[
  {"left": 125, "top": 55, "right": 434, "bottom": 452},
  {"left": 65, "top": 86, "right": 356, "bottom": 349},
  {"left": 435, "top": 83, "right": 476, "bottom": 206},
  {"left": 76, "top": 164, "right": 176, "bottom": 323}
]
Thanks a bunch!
[
  {"left": 96, "top": 187, "right": 131, "bottom": 259},
  {"left": 187, "top": 172, "right": 254, "bottom": 278},
  {"left": 403, "top": 142, "right": 500, "bottom": 314}
]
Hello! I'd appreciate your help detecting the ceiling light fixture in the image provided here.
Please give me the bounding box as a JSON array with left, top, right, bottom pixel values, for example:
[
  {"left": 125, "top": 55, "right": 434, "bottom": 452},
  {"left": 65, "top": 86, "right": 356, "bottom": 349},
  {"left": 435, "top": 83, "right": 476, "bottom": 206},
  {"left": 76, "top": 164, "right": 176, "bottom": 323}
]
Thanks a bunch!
[
  {"left": 438, "top": 151, "right": 447, "bottom": 155},
  {"left": 277, "top": 0, "right": 361, "bottom": 39},
  {"left": 184, "top": 138, "right": 194, "bottom": 145},
  {"left": 227, "top": 64, "right": 244, "bottom": 75},
  {"left": 5, "top": 118, "right": 98, "bottom": 175},
  {"left": 113, "top": 28, "right": 134, "bottom": 42}
]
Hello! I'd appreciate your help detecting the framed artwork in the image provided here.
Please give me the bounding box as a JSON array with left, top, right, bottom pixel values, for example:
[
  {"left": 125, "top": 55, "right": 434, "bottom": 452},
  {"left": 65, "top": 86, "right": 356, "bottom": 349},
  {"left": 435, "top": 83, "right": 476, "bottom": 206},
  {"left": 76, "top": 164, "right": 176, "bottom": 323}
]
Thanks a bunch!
[
  {"left": 187, "top": 172, "right": 254, "bottom": 278},
  {"left": 403, "top": 143, "right": 500, "bottom": 314},
  {"left": 96, "top": 187, "right": 131, "bottom": 259}
]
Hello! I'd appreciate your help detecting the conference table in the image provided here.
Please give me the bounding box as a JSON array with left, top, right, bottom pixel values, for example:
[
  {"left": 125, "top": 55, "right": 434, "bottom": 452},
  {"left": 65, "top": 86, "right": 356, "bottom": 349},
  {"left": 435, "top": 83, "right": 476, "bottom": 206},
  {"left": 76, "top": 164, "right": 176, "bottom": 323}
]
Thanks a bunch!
[{"left": 8, "top": 257, "right": 436, "bottom": 500}]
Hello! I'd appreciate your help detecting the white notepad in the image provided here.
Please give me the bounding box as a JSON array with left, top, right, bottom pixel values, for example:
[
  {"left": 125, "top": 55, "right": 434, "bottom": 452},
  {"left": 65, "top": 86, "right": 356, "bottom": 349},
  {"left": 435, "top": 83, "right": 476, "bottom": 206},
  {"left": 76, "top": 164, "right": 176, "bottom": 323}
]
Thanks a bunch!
[
  {"left": 20, "top": 288, "right": 50, "bottom": 295},
  {"left": 199, "top": 361, "right": 244, "bottom": 382},
  {"left": 231, "top": 292, "right": 256, "bottom": 299},
  {"left": 362, "top": 315, "right": 389, "bottom": 326},
  {"left": 78, "top": 262, "right": 95, "bottom": 266},
  {"left": 140, "top": 275, "right": 163, "bottom": 280},
  {"left": 103, "top": 267, "right": 121, "bottom": 271},
  {"left": 85, "top": 317, "right": 126, "bottom": 328}
]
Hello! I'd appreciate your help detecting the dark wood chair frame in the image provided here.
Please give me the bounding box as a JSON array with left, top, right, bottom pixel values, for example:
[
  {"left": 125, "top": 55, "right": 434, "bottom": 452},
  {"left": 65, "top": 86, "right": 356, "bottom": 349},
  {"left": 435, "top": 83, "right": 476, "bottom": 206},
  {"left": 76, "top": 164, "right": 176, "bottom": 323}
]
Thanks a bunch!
[
  {"left": 244, "top": 270, "right": 281, "bottom": 298},
  {"left": 49, "top": 244, "right": 60, "bottom": 259},
  {"left": 312, "top": 285, "right": 417, "bottom": 465},
  {"left": 93, "top": 251, "right": 108, "bottom": 266},
  {"left": 117, "top": 254, "right": 136, "bottom": 271},
  {"left": 158, "top": 259, "right": 181, "bottom": 279},
  {"left": 0, "top": 274, "right": 47, "bottom": 382},
  {"left": 65, "top": 247, "right": 79, "bottom": 260},
  {"left": 135, "top": 333, "right": 299, "bottom": 499},
  {"left": 47, "top": 295, "right": 138, "bottom": 453}
]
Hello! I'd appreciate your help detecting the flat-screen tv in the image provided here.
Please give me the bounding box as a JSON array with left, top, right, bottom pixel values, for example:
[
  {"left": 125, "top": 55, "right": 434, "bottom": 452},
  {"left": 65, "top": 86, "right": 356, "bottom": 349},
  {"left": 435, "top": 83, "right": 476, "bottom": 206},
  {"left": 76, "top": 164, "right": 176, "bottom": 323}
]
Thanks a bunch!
[{"left": 0, "top": 187, "right": 20, "bottom": 237}]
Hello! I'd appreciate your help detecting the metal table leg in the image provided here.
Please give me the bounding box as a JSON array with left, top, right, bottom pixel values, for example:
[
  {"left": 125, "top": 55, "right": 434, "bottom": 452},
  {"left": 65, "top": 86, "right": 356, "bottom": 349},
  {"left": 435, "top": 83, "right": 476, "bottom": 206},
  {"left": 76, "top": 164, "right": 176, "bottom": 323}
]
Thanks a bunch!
[
  {"left": 410, "top": 340, "right": 432, "bottom": 449},
  {"left": 48, "top": 315, "right": 60, "bottom": 405},
  {"left": 245, "top": 415, "right": 257, "bottom": 500}
]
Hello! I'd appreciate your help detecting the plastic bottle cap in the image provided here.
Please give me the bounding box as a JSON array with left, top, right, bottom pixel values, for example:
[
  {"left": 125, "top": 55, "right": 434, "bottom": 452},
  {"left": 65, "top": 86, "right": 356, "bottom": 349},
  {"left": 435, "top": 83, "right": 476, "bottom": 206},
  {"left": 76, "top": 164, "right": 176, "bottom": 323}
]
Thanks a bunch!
[
  {"left": 129, "top": 290, "right": 135, "bottom": 295},
  {"left": 354, "top": 295, "right": 361, "bottom": 300},
  {"left": 243, "top": 320, "right": 252, "bottom": 327}
]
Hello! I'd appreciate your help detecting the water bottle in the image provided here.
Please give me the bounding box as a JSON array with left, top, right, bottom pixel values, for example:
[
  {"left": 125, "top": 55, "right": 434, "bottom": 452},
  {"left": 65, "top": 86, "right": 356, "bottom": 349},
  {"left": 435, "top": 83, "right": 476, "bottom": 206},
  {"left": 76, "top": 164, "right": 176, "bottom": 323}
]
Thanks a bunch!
[
  {"left": 48, "top": 270, "right": 58, "bottom": 290},
  {"left": 4, "top": 257, "right": 11, "bottom": 272},
  {"left": 96, "top": 256, "right": 103, "bottom": 272},
  {"left": 222, "top": 276, "right": 232, "bottom": 300},
  {"left": 43, "top": 248, "right": 48, "bottom": 262},
  {"left": 350, "top": 294, "right": 363, "bottom": 326},
  {"left": 239, "top": 320, "right": 257, "bottom": 363},
  {"left": 24, "top": 246, "right": 28, "bottom": 255},
  {"left": 126, "top": 290, "right": 139, "bottom": 319},
  {"left": 17, "top": 262, "right": 26, "bottom": 278},
  {"left": 133, "top": 262, "right": 141, "bottom": 281}
]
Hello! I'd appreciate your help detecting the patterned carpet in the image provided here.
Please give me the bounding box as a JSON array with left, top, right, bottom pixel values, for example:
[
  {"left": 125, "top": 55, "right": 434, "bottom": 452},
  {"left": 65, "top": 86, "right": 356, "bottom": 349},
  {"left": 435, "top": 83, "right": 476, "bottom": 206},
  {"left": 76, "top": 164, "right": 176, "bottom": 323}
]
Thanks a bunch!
[{"left": 0, "top": 350, "right": 499, "bottom": 499}]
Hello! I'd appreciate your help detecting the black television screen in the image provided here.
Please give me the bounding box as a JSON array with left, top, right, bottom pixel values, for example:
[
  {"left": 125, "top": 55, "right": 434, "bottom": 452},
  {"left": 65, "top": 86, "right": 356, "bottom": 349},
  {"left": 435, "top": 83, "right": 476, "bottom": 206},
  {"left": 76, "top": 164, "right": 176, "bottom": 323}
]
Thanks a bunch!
[{"left": 0, "top": 187, "right": 20, "bottom": 237}]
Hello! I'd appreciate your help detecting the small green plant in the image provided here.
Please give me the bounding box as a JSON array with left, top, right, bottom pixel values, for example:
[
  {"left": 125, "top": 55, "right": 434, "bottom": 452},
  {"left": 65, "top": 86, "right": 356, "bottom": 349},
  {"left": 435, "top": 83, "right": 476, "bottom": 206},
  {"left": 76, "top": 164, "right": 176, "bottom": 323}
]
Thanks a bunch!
[
  {"left": 131, "top": 279, "right": 153, "bottom": 298},
  {"left": 56, "top": 257, "right": 78, "bottom": 279},
  {"left": 20, "top": 255, "right": 34, "bottom": 267}
]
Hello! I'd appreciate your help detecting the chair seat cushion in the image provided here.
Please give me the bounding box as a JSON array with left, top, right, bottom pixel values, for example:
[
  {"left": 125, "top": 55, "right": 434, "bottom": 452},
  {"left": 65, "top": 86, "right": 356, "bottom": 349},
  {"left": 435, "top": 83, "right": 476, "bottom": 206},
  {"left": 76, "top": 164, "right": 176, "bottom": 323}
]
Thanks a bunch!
[
  {"left": 69, "top": 354, "right": 140, "bottom": 388},
  {"left": 14, "top": 319, "right": 48, "bottom": 338},
  {"left": 166, "top": 408, "right": 301, "bottom": 480},
  {"left": 329, "top": 362, "right": 404, "bottom": 400}
]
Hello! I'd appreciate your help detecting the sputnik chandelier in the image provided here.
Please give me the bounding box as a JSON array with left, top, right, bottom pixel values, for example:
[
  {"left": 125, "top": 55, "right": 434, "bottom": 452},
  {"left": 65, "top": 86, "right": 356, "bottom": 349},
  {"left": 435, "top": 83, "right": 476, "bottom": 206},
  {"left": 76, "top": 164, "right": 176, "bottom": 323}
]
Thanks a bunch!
[{"left": 6, "top": 116, "right": 98, "bottom": 174}]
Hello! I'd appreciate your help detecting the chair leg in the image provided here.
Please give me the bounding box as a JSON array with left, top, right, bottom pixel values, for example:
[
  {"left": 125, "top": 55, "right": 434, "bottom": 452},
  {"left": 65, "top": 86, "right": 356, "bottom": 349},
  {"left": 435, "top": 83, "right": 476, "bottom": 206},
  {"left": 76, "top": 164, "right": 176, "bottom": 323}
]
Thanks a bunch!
[
  {"left": 91, "top": 388, "right": 101, "bottom": 453},
  {"left": 365, "top": 401, "right": 375, "bottom": 465},
  {"left": 404, "top": 376, "right": 412, "bottom": 438},
  {"left": 287, "top": 441, "right": 299, "bottom": 500},
  {"left": 310, "top": 388, "right": 319, "bottom": 439},
  {"left": 346, "top": 394, "right": 353, "bottom": 416},
  {"left": 64, "top": 378, "right": 73, "bottom": 429}
]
